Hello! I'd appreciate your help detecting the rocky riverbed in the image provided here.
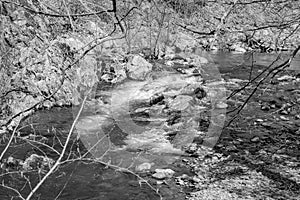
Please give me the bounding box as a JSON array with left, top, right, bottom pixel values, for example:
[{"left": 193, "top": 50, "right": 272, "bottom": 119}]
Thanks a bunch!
[{"left": 1, "top": 51, "right": 300, "bottom": 200}]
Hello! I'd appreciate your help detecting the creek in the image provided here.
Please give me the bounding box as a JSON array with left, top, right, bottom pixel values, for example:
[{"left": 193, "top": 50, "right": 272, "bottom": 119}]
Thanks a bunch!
[{"left": 1, "top": 52, "right": 299, "bottom": 200}]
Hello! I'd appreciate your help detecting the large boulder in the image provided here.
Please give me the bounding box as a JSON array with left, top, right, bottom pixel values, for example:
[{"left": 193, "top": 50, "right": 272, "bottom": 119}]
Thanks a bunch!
[{"left": 126, "top": 55, "right": 152, "bottom": 80}]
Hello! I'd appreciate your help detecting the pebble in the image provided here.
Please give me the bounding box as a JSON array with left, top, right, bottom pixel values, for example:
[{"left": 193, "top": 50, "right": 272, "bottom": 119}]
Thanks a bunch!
[
  {"left": 7, "top": 156, "right": 15, "bottom": 164},
  {"left": 166, "top": 60, "right": 174, "bottom": 66},
  {"left": 279, "top": 116, "right": 289, "bottom": 121},
  {"left": 255, "top": 119, "right": 264, "bottom": 123},
  {"left": 261, "top": 105, "right": 270, "bottom": 111},
  {"left": 261, "top": 122, "right": 273, "bottom": 128},
  {"left": 277, "top": 75, "right": 295, "bottom": 81},
  {"left": 279, "top": 110, "right": 289, "bottom": 115},
  {"left": 156, "top": 181, "right": 164, "bottom": 185},
  {"left": 226, "top": 145, "right": 238, "bottom": 152},
  {"left": 176, "top": 179, "right": 185, "bottom": 186},
  {"left": 192, "top": 177, "right": 201, "bottom": 183},
  {"left": 251, "top": 136, "right": 260, "bottom": 142},
  {"left": 215, "top": 102, "right": 228, "bottom": 109}
]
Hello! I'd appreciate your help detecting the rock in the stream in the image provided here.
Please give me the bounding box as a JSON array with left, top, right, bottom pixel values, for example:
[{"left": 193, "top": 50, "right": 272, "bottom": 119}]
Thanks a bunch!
[
  {"left": 261, "top": 122, "right": 273, "bottom": 129},
  {"left": 215, "top": 101, "right": 228, "bottom": 109},
  {"left": 189, "top": 55, "right": 209, "bottom": 65},
  {"left": 136, "top": 162, "right": 153, "bottom": 172},
  {"left": 279, "top": 116, "right": 289, "bottom": 121},
  {"left": 234, "top": 47, "right": 246, "bottom": 53},
  {"left": 261, "top": 105, "right": 270, "bottom": 111},
  {"left": 168, "top": 95, "right": 193, "bottom": 111},
  {"left": 279, "top": 110, "right": 289, "bottom": 115},
  {"left": 152, "top": 168, "right": 175, "bottom": 180},
  {"left": 277, "top": 75, "right": 295, "bottom": 81},
  {"left": 192, "top": 176, "right": 201, "bottom": 183},
  {"left": 126, "top": 55, "right": 152, "bottom": 80},
  {"left": 255, "top": 119, "right": 264, "bottom": 123},
  {"left": 231, "top": 44, "right": 246, "bottom": 53},
  {"left": 251, "top": 136, "right": 260, "bottom": 142}
]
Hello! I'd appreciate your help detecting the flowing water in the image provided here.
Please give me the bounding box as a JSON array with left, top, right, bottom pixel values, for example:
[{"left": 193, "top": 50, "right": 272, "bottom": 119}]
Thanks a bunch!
[{"left": 1, "top": 52, "right": 300, "bottom": 200}]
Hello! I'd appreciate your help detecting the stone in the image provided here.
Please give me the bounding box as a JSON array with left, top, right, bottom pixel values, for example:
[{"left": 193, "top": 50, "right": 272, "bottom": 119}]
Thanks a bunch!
[
  {"left": 277, "top": 75, "right": 295, "bottom": 81},
  {"left": 199, "top": 57, "right": 209, "bottom": 64},
  {"left": 188, "top": 55, "right": 209, "bottom": 67},
  {"left": 166, "top": 60, "right": 174, "bottom": 66},
  {"left": 261, "top": 122, "right": 273, "bottom": 129},
  {"left": 168, "top": 95, "right": 193, "bottom": 111},
  {"left": 210, "top": 46, "right": 218, "bottom": 51},
  {"left": 126, "top": 55, "right": 152, "bottom": 80},
  {"left": 279, "top": 110, "right": 289, "bottom": 115},
  {"left": 192, "top": 56, "right": 208, "bottom": 64},
  {"left": 215, "top": 102, "right": 228, "bottom": 109},
  {"left": 234, "top": 47, "right": 246, "bottom": 53},
  {"left": 225, "top": 145, "right": 238, "bottom": 152},
  {"left": 251, "top": 136, "right": 260, "bottom": 142},
  {"left": 7, "top": 156, "right": 16, "bottom": 165},
  {"left": 111, "top": 69, "right": 127, "bottom": 83},
  {"left": 279, "top": 116, "right": 289, "bottom": 121},
  {"left": 136, "top": 162, "right": 152, "bottom": 172},
  {"left": 255, "top": 119, "right": 264, "bottom": 123},
  {"left": 171, "top": 55, "right": 186, "bottom": 61},
  {"left": 152, "top": 168, "right": 175, "bottom": 180},
  {"left": 156, "top": 181, "right": 164, "bottom": 185},
  {"left": 261, "top": 105, "right": 270, "bottom": 111},
  {"left": 192, "top": 176, "right": 201, "bottom": 183},
  {"left": 229, "top": 78, "right": 246, "bottom": 83}
]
